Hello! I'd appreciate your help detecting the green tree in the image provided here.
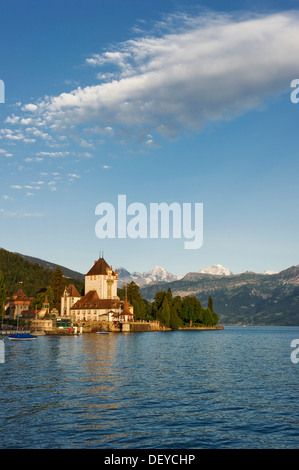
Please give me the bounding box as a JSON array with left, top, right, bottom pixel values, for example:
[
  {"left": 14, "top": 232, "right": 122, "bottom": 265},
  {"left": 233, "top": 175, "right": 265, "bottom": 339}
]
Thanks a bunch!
[
  {"left": 152, "top": 290, "right": 166, "bottom": 319},
  {"left": 208, "top": 295, "right": 214, "bottom": 312},
  {"left": 170, "top": 300, "right": 181, "bottom": 330},
  {"left": 179, "top": 296, "right": 203, "bottom": 325},
  {"left": 51, "top": 267, "right": 65, "bottom": 312},
  {"left": 32, "top": 285, "right": 55, "bottom": 311},
  {"left": 156, "top": 296, "right": 171, "bottom": 327},
  {"left": 118, "top": 281, "right": 147, "bottom": 320}
]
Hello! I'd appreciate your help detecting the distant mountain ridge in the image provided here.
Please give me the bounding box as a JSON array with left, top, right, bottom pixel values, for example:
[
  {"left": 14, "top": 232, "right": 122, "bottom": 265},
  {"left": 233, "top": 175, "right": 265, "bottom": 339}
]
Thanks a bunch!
[
  {"left": 139, "top": 265, "right": 299, "bottom": 326},
  {"left": 117, "top": 265, "right": 182, "bottom": 287},
  {"left": 117, "top": 263, "right": 282, "bottom": 287},
  {"left": 198, "top": 264, "right": 233, "bottom": 276}
]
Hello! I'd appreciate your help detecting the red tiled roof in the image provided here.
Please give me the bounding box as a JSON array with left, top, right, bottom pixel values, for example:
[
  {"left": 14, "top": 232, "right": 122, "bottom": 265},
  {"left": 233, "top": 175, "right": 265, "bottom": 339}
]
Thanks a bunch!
[
  {"left": 86, "top": 257, "right": 113, "bottom": 276},
  {"left": 122, "top": 297, "right": 131, "bottom": 315},
  {"left": 71, "top": 290, "right": 121, "bottom": 310},
  {"left": 12, "top": 289, "right": 29, "bottom": 301},
  {"left": 66, "top": 284, "right": 81, "bottom": 297}
]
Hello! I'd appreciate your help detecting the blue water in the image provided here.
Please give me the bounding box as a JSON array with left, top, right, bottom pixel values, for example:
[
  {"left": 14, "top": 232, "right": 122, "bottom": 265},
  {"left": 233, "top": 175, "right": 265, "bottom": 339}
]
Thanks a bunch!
[{"left": 1, "top": 326, "right": 299, "bottom": 449}]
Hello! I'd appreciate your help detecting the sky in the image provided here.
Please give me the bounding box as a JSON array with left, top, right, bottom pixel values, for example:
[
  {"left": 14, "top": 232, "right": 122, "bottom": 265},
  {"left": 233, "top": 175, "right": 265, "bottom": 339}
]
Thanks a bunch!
[{"left": 0, "top": 0, "right": 298, "bottom": 277}]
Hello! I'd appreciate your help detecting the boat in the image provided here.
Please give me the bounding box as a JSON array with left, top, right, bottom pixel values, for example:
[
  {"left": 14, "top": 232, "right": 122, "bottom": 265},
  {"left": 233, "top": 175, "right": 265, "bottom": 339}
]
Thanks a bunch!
[
  {"left": 8, "top": 312, "right": 37, "bottom": 340},
  {"left": 97, "top": 330, "right": 109, "bottom": 334},
  {"left": 8, "top": 333, "right": 37, "bottom": 340}
]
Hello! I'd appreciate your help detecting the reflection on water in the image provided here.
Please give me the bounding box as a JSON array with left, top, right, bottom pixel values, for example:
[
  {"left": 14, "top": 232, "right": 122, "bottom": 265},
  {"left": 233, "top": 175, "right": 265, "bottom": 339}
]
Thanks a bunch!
[{"left": 1, "top": 327, "right": 299, "bottom": 448}]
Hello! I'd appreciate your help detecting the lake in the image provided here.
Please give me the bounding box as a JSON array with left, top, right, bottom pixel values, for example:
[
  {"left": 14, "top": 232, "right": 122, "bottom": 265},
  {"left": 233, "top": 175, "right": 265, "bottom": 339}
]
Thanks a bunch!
[{"left": 1, "top": 326, "right": 299, "bottom": 449}]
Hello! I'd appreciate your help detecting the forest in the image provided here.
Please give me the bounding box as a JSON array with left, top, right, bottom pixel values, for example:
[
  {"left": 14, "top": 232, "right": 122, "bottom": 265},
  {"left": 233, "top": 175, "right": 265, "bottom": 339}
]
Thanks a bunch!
[{"left": 118, "top": 282, "right": 219, "bottom": 329}]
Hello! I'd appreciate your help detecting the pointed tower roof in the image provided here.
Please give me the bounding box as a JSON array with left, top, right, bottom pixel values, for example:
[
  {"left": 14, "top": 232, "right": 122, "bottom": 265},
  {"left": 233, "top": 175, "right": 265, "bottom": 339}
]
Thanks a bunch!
[
  {"left": 66, "top": 284, "right": 81, "bottom": 297},
  {"left": 86, "top": 257, "right": 113, "bottom": 276},
  {"left": 122, "top": 297, "right": 131, "bottom": 315}
]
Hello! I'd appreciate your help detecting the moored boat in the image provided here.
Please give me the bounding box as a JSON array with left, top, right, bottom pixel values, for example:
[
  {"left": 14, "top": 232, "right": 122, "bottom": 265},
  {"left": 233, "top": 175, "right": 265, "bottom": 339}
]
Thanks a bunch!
[{"left": 8, "top": 333, "right": 37, "bottom": 341}]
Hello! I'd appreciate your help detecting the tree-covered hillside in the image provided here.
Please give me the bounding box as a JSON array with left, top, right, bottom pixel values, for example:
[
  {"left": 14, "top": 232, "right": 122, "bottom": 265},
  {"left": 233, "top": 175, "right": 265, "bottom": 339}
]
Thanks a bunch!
[{"left": 0, "top": 248, "right": 84, "bottom": 298}]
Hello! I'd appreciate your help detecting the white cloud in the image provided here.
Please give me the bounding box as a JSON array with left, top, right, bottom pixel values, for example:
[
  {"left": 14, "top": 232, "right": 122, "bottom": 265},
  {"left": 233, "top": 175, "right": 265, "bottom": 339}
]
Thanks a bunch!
[
  {"left": 0, "top": 148, "right": 13, "bottom": 158},
  {"left": 22, "top": 103, "right": 38, "bottom": 112},
  {"left": 19, "top": 212, "right": 45, "bottom": 217},
  {"left": 79, "top": 152, "right": 93, "bottom": 158},
  {"left": 20, "top": 118, "right": 33, "bottom": 125},
  {"left": 24, "top": 157, "right": 44, "bottom": 162},
  {"left": 5, "top": 114, "right": 20, "bottom": 125},
  {"left": 36, "top": 151, "right": 69, "bottom": 158},
  {"left": 5, "top": 11, "right": 299, "bottom": 144}
]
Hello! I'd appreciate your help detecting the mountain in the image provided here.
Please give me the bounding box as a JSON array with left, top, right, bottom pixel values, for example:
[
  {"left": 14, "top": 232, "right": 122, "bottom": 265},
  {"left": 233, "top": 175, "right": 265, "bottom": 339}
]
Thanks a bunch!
[
  {"left": 16, "top": 252, "right": 84, "bottom": 281},
  {"left": 0, "top": 248, "right": 84, "bottom": 298},
  {"left": 139, "top": 265, "right": 299, "bottom": 326},
  {"left": 117, "top": 265, "right": 181, "bottom": 287},
  {"left": 199, "top": 264, "right": 233, "bottom": 276}
]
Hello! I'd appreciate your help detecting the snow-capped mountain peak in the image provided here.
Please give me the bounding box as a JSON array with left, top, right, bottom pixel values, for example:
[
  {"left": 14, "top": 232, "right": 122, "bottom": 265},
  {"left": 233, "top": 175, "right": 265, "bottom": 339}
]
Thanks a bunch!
[
  {"left": 132, "top": 266, "right": 180, "bottom": 284},
  {"left": 199, "top": 264, "right": 233, "bottom": 276},
  {"left": 117, "top": 265, "right": 181, "bottom": 287}
]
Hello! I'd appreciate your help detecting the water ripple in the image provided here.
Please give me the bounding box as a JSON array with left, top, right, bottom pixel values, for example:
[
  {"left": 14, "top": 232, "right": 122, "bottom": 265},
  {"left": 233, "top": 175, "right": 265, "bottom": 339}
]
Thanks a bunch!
[{"left": 1, "top": 327, "right": 299, "bottom": 448}]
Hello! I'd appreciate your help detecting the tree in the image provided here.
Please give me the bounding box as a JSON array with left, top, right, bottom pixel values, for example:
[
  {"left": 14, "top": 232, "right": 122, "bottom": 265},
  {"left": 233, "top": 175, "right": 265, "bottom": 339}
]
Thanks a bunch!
[
  {"left": 118, "top": 281, "right": 147, "bottom": 320},
  {"left": 32, "top": 285, "right": 55, "bottom": 311},
  {"left": 170, "top": 296, "right": 181, "bottom": 330},
  {"left": 156, "top": 296, "right": 170, "bottom": 327},
  {"left": 179, "top": 296, "right": 203, "bottom": 325},
  {"left": 152, "top": 290, "right": 166, "bottom": 319},
  {"left": 51, "top": 267, "right": 65, "bottom": 312},
  {"left": 208, "top": 295, "right": 214, "bottom": 312}
]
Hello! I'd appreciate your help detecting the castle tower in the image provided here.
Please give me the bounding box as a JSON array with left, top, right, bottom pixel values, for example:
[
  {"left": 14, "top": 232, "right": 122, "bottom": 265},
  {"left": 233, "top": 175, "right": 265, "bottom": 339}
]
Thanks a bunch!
[{"left": 85, "top": 256, "right": 118, "bottom": 300}]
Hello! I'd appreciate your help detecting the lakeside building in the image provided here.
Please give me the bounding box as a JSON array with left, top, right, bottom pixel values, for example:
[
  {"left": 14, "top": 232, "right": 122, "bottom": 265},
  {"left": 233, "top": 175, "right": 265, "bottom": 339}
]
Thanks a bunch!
[
  {"left": 6, "top": 289, "right": 32, "bottom": 319},
  {"left": 61, "top": 256, "right": 134, "bottom": 328},
  {"left": 61, "top": 284, "right": 81, "bottom": 317}
]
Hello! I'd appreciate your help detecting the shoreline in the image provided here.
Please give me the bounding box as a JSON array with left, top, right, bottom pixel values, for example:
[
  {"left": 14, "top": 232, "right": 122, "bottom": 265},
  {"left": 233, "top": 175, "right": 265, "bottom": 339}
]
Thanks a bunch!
[{"left": 178, "top": 325, "right": 224, "bottom": 331}]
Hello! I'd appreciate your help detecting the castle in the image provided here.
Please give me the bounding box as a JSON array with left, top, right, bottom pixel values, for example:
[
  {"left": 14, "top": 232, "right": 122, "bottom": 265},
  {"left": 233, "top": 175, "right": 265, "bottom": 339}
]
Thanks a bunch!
[{"left": 60, "top": 255, "right": 134, "bottom": 330}]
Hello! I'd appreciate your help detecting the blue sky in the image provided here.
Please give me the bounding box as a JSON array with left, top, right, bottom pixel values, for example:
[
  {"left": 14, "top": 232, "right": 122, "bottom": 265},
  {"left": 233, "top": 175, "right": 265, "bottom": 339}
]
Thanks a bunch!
[{"left": 0, "top": 0, "right": 298, "bottom": 276}]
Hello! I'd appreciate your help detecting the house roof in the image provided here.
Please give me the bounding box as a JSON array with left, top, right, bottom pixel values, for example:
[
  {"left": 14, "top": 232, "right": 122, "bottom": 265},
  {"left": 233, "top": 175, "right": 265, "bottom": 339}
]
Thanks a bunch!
[
  {"left": 86, "top": 257, "right": 114, "bottom": 276},
  {"left": 121, "top": 297, "right": 132, "bottom": 315},
  {"left": 66, "top": 284, "right": 81, "bottom": 297},
  {"left": 10, "top": 289, "right": 30, "bottom": 303},
  {"left": 71, "top": 290, "right": 121, "bottom": 310}
]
